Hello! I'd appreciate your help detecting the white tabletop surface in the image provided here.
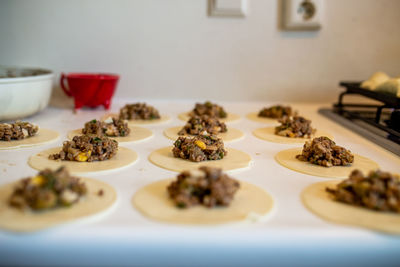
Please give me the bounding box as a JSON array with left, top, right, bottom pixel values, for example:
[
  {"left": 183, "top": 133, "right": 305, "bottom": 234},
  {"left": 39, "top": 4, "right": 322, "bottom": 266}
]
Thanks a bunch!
[{"left": 1, "top": 99, "right": 400, "bottom": 266}]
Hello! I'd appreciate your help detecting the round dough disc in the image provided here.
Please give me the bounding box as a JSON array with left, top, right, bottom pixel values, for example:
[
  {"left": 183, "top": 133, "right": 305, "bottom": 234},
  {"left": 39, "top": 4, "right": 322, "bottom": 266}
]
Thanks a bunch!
[
  {"left": 253, "top": 127, "right": 334, "bottom": 144},
  {"left": 246, "top": 112, "right": 279, "bottom": 124},
  {"left": 132, "top": 179, "right": 274, "bottom": 225},
  {"left": 149, "top": 146, "right": 252, "bottom": 172},
  {"left": 275, "top": 148, "right": 379, "bottom": 178},
  {"left": 67, "top": 126, "right": 153, "bottom": 144},
  {"left": 302, "top": 180, "right": 400, "bottom": 235},
  {"left": 0, "top": 177, "right": 116, "bottom": 232},
  {"left": 0, "top": 128, "right": 59, "bottom": 150},
  {"left": 127, "top": 114, "right": 170, "bottom": 125},
  {"left": 163, "top": 126, "right": 244, "bottom": 143},
  {"left": 101, "top": 113, "right": 171, "bottom": 125},
  {"left": 178, "top": 112, "right": 241, "bottom": 123},
  {"left": 28, "top": 147, "right": 138, "bottom": 175}
]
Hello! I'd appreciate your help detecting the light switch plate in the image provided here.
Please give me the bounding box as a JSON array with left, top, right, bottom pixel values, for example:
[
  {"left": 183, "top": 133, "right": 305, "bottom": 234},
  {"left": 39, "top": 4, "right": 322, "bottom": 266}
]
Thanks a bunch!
[
  {"left": 283, "top": 0, "right": 323, "bottom": 30},
  {"left": 208, "top": 0, "right": 247, "bottom": 17}
]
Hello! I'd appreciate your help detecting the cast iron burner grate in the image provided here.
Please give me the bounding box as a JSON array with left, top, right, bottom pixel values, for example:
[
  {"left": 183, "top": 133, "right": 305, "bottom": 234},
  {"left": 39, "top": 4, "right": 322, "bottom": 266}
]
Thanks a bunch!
[{"left": 319, "top": 82, "right": 400, "bottom": 157}]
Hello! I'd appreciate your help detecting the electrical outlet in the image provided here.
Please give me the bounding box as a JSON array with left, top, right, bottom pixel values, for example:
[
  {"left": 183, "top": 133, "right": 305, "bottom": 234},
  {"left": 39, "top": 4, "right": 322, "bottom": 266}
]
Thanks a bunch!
[{"left": 283, "top": 0, "right": 323, "bottom": 30}]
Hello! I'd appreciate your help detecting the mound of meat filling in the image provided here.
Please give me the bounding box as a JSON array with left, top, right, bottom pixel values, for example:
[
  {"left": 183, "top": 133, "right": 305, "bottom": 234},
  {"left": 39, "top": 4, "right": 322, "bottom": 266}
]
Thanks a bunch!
[
  {"left": 178, "top": 115, "right": 227, "bottom": 136},
  {"left": 296, "top": 136, "right": 354, "bottom": 167},
  {"left": 8, "top": 167, "right": 87, "bottom": 211},
  {"left": 189, "top": 101, "right": 227, "bottom": 119},
  {"left": 275, "top": 116, "right": 315, "bottom": 138},
  {"left": 82, "top": 118, "right": 130, "bottom": 137},
  {"left": 258, "top": 105, "right": 292, "bottom": 119},
  {"left": 0, "top": 121, "right": 39, "bottom": 141},
  {"left": 49, "top": 135, "right": 118, "bottom": 162},
  {"left": 326, "top": 169, "right": 400, "bottom": 213},
  {"left": 119, "top": 103, "right": 160, "bottom": 120},
  {"left": 172, "top": 134, "right": 227, "bottom": 162},
  {"left": 167, "top": 166, "right": 240, "bottom": 208}
]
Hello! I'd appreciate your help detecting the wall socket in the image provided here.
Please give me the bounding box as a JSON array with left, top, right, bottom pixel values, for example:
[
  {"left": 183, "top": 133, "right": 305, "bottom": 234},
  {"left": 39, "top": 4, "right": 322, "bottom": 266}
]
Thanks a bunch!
[{"left": 283, "top": 0, "right": 323, "bottom": 31}]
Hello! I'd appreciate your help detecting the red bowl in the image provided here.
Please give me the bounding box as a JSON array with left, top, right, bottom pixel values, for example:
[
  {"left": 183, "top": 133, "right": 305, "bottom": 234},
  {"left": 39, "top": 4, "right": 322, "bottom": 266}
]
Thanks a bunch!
[{"left": 60, "top": 73, "right": 119, "bottom": 110}]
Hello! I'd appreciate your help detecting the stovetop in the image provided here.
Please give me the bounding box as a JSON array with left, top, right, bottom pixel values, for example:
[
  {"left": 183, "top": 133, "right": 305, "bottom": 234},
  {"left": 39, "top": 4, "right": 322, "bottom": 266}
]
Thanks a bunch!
[{"left": 320, "top": 82, "right": 400, "bottom": 156}]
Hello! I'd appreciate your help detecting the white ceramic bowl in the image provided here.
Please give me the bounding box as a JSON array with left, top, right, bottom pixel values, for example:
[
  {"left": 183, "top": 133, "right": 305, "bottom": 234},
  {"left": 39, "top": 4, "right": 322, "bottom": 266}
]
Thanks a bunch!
[{"left": 0, "top": 66, "right": 54, "bottom": 121}]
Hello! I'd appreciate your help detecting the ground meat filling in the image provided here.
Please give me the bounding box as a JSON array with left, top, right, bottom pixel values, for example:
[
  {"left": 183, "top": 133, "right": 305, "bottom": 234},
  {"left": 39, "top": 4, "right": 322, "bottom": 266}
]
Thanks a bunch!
[
  {"left": 8, "top": 167, "right": 87, "bottom": 211},
  {"left": 178, "top": 115, "right": 227, "bottom": 136},
  {"left": 82, "top": 118, "right": 130, "bottom": 137},
  {"left": 258, "top": 105, "right": 292, "bottom": 119},
  {"left": 275, "top": 116, "right": 315, "bottom": 138},
  {"left": 119, "top": 103, "right": 161, "bottom": 120},
  {"left": 326, "top": 169, "right": 400, "bottom": 213},
  {"left": 49, "top": 135, "right": 118, "bottom": 162},
  {"left": 172, "top": 134, "right": 227, "bottom": 162},
  {"left": 167, "top": 166, "right": 240, "bottom": 208},
  {"left": 189, "top": 101, "right": 227, "bottom": 119},
  {"left": 0, "top": 121, "right": 39, "bottom": 141},
  {"left": 296, "top": 136, "right": 354, "bottom": 167}
]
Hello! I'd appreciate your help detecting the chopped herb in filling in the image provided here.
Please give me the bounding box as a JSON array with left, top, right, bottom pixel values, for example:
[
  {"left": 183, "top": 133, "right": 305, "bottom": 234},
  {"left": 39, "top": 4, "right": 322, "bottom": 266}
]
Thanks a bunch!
[
  {"left": 82, "top": 118, "right": 130, "bottom": 137},
  {"left": 0, "top": 121, "right": 39, "bottom": 141},
  {"left": 172, "top": 134, "right": 227, "bottom": 162},
  {"left": 8, "top": 167, "right": 87, "bottom": 211},
  {"left": 189, "top": 101, "right": 227, "bottom": 119},
  {"left": 178, "top": 115, "right": 227, "bottom": 136},
  {"left": 258, "top": 105, "right": 292, "bottom": 119},
  {"left": 326, "top": 169, "right": 400, "bottom": 213},
  {"left": 296, "top": 136, "right": 354, "bottom": 167},
  {"left": 119, "top": 103, "right": 161, "bottom": 120},
  {"left": 49, "top": 135, "right": 118, "bottom": 162},
  {"left": 167, "top": 166, "right": 240, "bottom": 208},
  {"left": 275, "top": 115, "right": 315, "bottom": 138}
]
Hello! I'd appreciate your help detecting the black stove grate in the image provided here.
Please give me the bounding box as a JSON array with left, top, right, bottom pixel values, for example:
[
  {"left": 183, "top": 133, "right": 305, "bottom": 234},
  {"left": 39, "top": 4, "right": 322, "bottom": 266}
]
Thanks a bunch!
[{"left": 319, "top": 82, "right": 400, "bottom": 156}]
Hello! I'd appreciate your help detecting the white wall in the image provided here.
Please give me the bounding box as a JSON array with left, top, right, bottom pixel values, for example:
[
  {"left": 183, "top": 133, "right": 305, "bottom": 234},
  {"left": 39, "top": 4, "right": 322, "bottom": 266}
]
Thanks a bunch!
[{"left": 1, "top": 0, "right": 400, "bottom": 102}]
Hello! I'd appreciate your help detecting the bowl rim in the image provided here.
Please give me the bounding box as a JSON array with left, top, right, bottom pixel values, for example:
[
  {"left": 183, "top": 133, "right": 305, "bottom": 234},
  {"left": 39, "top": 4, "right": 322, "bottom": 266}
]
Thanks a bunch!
[
  {"left": 0, "top": 65, "right": 54, "bottom": 84},
  {"left": 63, "top": 72, "right": 119, "bottom": 80}
]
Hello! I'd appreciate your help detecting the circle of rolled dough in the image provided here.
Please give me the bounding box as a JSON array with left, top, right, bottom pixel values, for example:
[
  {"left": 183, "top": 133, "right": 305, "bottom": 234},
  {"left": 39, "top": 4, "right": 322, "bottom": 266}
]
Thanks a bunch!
[
  {"left": 253, "top": 127, "right": 334, "bottom": 144},
  {"left": 302, "top": 180, "right": 400, "bottom": 235},
  {"left": 67, "top": 126, "right": 153, "bottom": 144},
  {"left": 28, "top": 147, "right": 138, "bottom": 175},
  {"left": 0, "top": 128, "right": 59, "bottom": 150},
  {"left": 0, "top": 177, "right": 116, "bottom": 232},
  {"left": 132, "top": 178, "right": 274, "bottom": 225},
  {"left": 246, "top": 112, "right": 279, "bottom": 124},
  {"left": 178, "top": 112, "right": 241, "bottom": 123},
  {"left": 163, "top": 126, "right": 244, "bottom": 143},
  {"left": 275, "top": 148, "right": 379, "bottom": 178},
  {"left": 148, "top": 146, "right": 251, "bottom": 172},
  {"left": 101, "top": 113, "right": 171, "bottom": 125}
]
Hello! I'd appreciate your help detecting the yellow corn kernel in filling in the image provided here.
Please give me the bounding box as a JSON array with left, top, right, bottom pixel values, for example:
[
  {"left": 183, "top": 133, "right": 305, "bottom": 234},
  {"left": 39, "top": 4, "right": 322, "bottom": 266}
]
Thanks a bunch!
[
  {"left": 195, "top": 140, "right": 206, "bottom": 150},
  {"left": 31, "top": 175, "right": 45, "bottom": 186},
  {"left": 75, "top": 152, "right": 89, "bottom": 162}
]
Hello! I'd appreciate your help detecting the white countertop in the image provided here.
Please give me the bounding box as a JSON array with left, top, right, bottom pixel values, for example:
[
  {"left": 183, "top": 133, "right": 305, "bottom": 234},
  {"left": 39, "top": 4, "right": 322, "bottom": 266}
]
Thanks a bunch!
[{"left": 1, "top": 99, "right": 400, "bottom": 266}]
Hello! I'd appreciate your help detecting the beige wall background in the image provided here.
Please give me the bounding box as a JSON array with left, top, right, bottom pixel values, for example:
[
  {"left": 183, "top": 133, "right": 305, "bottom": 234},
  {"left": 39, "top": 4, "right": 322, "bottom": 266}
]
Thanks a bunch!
[{"left": 1, "top": 0, "right": 400, "bottom": 102}]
